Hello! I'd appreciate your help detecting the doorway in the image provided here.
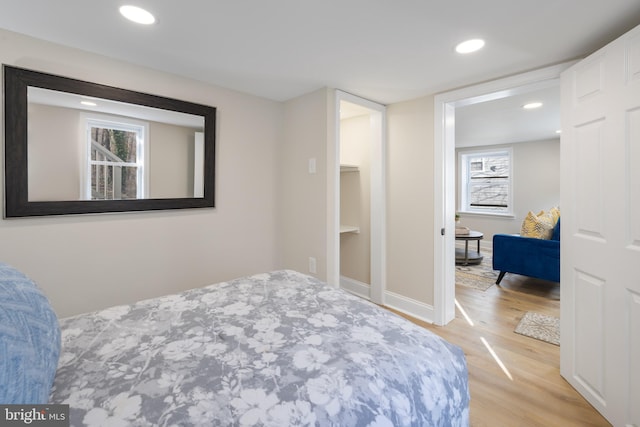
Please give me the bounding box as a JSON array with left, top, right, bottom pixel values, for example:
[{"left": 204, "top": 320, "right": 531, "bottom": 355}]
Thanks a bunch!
[
  {"left": 433, "top": 62, "right": 574, "bottom": 325},
  {"left": 329, "top": 91, "right": 386, "bottom": 304}
]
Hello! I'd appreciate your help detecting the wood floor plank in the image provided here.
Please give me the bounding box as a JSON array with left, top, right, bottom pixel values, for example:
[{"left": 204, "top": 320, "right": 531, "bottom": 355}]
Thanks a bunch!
[{"left": 387, "top": 273, "right": 610, "bottom": 427}]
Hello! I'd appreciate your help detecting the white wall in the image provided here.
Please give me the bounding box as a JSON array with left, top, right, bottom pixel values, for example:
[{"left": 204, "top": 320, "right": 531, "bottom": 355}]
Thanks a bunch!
[
  {"left": 456, "top": 138, "right": 561, "bottom": 246},
  {"left": 280, "top": 88, "right": 329, "bottom": 278},
  {"left": 280, "top": 91, "right": 438, "bottom": 309},
  {"left": 148, "top": 120, "right": 197, "bottom": 199},
  {"left": 386, "top": 96, "right": 435, "bottom": 305},
  {"left": 28, "top": 104, "right": 82, "bottom": 201},
  {"left": 0, "top": 29, "right": 283, "bottom": 318}
]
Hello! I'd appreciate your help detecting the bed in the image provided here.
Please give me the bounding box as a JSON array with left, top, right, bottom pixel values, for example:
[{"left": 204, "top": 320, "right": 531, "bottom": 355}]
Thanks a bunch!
[{"left": 1, "top": 265, "right": 469, "bottom": 426}]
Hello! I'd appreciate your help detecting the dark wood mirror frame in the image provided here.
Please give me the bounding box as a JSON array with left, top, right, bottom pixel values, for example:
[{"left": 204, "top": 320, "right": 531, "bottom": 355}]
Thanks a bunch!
[{"left": 3, "top": 65, "right": 216, "bottom": 218}]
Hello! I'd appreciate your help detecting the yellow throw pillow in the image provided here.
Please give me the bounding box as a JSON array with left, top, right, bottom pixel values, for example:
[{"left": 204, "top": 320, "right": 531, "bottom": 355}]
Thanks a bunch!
[{"left": 521, "top": 210, "right": 556, "bottom": 239}]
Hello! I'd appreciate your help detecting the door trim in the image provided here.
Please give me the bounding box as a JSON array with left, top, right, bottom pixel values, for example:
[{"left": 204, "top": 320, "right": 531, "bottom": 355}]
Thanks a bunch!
[
  {"left": 328, "top": 90, "right": 386, "bottom": 304},
  {"left": 433, "top": 62, "right": 575, "bottom": 325}
]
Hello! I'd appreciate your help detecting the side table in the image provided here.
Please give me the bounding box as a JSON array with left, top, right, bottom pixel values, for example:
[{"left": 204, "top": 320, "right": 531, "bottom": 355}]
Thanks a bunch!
[{"left": 455, "top": 230, "right": 484, "bottom": 265}]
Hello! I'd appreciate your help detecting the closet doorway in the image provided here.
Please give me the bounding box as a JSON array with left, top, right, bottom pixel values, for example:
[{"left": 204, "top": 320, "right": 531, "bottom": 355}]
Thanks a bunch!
[{"left": 332, "top": 91, "right": 386, "bottom": 304}]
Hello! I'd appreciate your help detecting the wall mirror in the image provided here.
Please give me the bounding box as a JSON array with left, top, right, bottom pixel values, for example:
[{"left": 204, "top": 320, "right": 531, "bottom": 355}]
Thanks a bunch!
[{"left": 3, "top": 65, "right": 216, "bottom": 217}]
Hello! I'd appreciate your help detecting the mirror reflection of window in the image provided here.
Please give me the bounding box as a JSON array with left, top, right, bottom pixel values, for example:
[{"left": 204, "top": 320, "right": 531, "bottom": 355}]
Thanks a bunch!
[
  {"left": 85, "top": 118, "right": 148, "bottom": 200},
  {"left": 27, "top": 86, "right": 204, "bottom": 202}
]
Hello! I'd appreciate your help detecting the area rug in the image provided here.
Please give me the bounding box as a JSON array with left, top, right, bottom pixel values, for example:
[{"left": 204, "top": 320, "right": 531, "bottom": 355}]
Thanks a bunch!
[
  {"left": 455, "top": 252, "right": 498, "bottom": 291},
  {"left": 514, "top": 311, "right": 560, "bottom": 346}
]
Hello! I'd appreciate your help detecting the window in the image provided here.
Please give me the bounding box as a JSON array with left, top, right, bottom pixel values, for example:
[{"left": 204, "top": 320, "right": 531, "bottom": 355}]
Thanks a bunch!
[
  {"left": 459, "top": 148, "right": 512, "bottom": 215},
  {"left": 84, "top": 117, "right": 148, "bottom": 200}
]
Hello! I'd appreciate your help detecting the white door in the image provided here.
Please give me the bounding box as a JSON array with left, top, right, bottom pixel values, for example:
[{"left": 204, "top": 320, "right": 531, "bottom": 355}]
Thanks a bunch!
[{"left": 560, "top": 24, "right": 640, "bottom": 426}]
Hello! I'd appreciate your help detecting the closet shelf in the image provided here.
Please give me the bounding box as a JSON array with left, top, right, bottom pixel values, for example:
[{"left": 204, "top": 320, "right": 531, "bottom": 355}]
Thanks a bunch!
[
  {"left": 340, "top": 225, "right": 360, "bottom": 234},
  {"left": 340, "top": 164, "right": 359, "bottom": 173}
]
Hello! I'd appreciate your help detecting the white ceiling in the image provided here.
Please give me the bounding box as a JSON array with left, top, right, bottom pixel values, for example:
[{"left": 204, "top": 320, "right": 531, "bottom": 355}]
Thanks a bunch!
[
  {"left": 455, "top": 84, "right": 561, "bottom": 147},
  {"left": 1, "top": 0, "right": 639, "bottom": 105},
  {"left": 29, "top": 87, "right": 205, "bottom": 128},
  {"left": 2, "top": 1, "right": 639, "bottom": 146}
]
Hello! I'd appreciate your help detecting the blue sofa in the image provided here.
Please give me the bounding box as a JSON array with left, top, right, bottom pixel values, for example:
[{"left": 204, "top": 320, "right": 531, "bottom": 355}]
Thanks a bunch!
[{"left": 492, "top": 219, "right": 560, "bottom": 284}]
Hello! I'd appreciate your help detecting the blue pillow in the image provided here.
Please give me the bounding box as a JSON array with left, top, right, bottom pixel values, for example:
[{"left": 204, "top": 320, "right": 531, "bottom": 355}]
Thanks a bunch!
[
  {"left": 0, "top": 263, "right": 61, "bottom": 404},
  {"left": 551, "top": 218, "right": 561, "bottom": 241}
]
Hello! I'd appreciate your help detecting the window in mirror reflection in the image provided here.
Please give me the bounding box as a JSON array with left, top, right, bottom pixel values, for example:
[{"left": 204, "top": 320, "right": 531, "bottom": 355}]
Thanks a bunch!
[
  {"left": 26, "top": 86, "right": 207, "bottom": 202},
  {"left": 86, "top": 117, "right": 148, "bottom": 200}
]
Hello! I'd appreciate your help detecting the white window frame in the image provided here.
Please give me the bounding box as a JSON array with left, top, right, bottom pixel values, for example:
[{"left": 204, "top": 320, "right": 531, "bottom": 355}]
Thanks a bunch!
[
  {"left": 81, "top": 114, "right": 149, "bottom": 200},
  {"left": 458, "top": 147, "right": 513, "bottom": 216}
]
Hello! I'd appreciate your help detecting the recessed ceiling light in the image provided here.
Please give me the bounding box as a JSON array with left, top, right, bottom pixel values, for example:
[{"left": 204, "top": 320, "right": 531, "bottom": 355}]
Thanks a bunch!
[
  {"left": 119, "top": 5, "right": 155, "bottom": 25},
  {"left": 455, "top": 39, "right": 485, "bottom": 54},
  {"left": 523, "top": 102, "right": 543, "bottom": 110},
  {"left": 81, "top": 101, "right": 97, "bottom": 107},
  {"left": 555, "top": 130, "right": 562, "bottom": 134}
]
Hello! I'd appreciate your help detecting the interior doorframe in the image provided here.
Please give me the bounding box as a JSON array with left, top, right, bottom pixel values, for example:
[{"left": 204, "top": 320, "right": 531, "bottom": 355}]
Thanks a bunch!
[
  {"left": 433, "top": 62, "right": 575, "bottom": 325},
  {"left": 328, "top": 90, "right": 386, "bottom": 304}
]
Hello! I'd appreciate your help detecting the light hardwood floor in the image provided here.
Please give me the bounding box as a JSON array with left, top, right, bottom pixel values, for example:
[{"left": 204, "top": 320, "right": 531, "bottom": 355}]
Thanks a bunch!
[{"left": 390, "top": 273, "right": 611, "bottom": 427}]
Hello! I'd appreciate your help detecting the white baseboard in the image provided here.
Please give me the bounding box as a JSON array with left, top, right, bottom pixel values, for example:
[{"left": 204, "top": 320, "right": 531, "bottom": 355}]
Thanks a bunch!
[
  {"left": 340, "top": 276, "right": 370, "bottom": 299},
  {"left": 383, "top": 290, "right": 435, "bottom": 324},
  {"left": 340, "top": 275, "right": 435, "bottom": 324}
]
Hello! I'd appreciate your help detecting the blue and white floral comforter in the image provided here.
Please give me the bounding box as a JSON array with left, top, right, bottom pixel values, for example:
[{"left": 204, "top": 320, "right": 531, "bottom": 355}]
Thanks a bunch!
[{"left": 50, "top": 270, "right": 469, "bottom": 426}]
